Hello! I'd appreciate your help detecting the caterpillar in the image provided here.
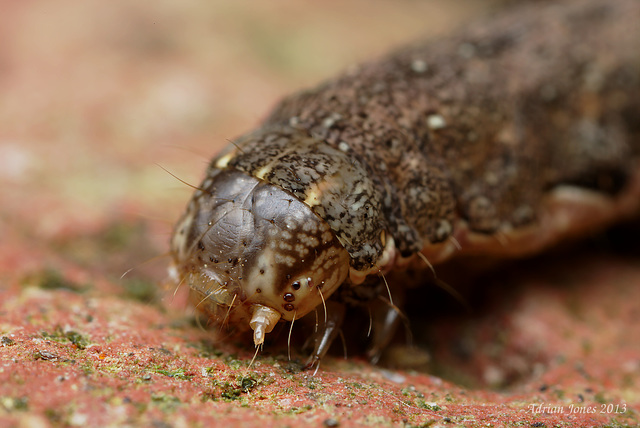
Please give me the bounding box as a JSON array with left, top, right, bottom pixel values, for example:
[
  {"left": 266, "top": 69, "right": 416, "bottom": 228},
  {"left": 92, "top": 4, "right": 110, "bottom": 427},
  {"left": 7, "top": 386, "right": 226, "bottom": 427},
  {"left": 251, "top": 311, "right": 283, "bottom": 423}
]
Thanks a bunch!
[{"left": 169, "top": 0, "right": 640, "bottom": 366}]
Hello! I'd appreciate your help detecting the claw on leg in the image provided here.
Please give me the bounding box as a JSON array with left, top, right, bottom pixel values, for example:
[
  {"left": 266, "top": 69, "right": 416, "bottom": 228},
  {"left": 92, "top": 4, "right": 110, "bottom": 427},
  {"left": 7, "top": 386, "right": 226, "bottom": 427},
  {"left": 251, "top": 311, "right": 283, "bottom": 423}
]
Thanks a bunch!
[
  {"left": 304, "top": 301, "right": 346, "bottom": 370},
  {"left": 366, "top": 285, "right": 409, "bottom": 364}
]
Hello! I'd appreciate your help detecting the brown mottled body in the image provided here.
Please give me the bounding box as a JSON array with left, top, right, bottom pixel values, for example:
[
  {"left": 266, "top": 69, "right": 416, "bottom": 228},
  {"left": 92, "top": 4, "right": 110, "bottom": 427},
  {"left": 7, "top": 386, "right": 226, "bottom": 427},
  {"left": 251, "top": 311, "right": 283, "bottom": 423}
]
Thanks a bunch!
[{"left": 170, "top": 0, "right": 640, "bottom": 363}]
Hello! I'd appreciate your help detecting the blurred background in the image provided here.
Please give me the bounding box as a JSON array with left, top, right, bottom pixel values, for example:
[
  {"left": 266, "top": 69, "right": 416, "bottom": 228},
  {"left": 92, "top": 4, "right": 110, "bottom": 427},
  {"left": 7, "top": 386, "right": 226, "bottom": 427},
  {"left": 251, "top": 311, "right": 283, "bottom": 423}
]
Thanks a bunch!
[
  {"left": 0, "top": 0, "right": 502, "bottom": 281},
  {"left": 2, "top": 4, "right": 640, "bottom": 419}
]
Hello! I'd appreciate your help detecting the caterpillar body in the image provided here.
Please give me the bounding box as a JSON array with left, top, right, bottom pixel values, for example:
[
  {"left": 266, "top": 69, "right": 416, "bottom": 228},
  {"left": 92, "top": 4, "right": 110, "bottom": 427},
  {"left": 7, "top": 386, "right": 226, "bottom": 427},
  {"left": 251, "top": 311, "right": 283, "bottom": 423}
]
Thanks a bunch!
[{"left": 170, "top": 0, "right": 640, "bottom": 365}]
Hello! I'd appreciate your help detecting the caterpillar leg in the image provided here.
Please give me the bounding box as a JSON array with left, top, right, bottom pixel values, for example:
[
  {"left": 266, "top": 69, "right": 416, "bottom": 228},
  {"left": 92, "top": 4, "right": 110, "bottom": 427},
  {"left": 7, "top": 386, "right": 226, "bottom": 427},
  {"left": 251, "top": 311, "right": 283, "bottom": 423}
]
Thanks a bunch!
[
  {"left": 366, "top": 297, "right": 405, "bottom": 364},
  {"left": 303, "top": 301, "right": 346, "bottom": 370},
  {"left": 365, "top": 278, "right": 410, "bottom": 364},
  {"left": 303, "top": 275, "right": 410, "bottom": 368}
]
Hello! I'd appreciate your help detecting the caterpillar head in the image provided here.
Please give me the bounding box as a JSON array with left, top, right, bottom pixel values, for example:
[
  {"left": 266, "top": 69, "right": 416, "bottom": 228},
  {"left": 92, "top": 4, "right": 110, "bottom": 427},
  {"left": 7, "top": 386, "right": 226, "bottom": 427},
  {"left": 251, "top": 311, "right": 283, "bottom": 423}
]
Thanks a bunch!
[{"left": 170, "top": 168, "right": 350, "bottom": 347}]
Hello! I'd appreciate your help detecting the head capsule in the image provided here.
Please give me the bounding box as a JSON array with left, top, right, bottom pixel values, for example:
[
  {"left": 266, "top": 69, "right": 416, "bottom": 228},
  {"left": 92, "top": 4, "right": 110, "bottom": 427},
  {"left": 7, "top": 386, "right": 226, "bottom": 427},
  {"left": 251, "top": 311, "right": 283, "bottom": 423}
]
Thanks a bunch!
[{"left": 170, "top": 168, "right": 350, "bottom": 346}]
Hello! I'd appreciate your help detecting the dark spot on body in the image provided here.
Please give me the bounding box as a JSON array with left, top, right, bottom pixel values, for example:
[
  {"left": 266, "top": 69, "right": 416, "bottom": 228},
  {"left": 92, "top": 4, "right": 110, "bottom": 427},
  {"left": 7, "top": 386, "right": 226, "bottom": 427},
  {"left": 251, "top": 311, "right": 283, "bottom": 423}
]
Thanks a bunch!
[
  {"left": 283, "top": 293, "right": 295, "bottom": 302},
  {"left": 198, "top": 241, "right": 205, "bottom": 251},
  {"left": 256, "top": 288, "right": 262, "bottom": 293},
  {"left": 292, "top": 281, "right": 301, "bottom": 290},
  {"left": 283, "top": 303, "right": 295, "bottom": 312},
  {"left": 260, "top": 269, "right": 265, "bottom": 275}
]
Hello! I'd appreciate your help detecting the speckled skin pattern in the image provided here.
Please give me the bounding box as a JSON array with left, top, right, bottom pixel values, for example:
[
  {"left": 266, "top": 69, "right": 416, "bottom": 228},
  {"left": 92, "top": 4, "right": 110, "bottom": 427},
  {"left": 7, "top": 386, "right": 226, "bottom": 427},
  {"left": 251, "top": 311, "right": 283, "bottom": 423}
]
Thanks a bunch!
[
  {"left": 170, "top": 0, "right": 640, "bottom": 355},
  {"left": 171, "top": 168, "right": 350, "bottom": 324}
]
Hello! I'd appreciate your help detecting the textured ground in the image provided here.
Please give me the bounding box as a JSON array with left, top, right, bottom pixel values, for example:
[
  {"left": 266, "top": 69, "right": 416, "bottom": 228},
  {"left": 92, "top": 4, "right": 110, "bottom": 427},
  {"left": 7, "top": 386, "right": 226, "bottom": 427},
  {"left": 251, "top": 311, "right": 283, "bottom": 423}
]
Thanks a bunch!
[{"left": 1, "top": 1, "right": 639, "bottom": 427}]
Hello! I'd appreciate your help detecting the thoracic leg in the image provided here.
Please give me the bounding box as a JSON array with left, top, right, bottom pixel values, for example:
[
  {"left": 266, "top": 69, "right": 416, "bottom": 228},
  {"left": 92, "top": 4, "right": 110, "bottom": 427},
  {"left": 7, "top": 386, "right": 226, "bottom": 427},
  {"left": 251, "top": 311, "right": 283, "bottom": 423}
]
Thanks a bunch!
[
  {"left": 304, "top": 301, "right": 346, "bottom": 369},
  {"left": 366, "top": 281, "right": 408, "bottom": 364}
]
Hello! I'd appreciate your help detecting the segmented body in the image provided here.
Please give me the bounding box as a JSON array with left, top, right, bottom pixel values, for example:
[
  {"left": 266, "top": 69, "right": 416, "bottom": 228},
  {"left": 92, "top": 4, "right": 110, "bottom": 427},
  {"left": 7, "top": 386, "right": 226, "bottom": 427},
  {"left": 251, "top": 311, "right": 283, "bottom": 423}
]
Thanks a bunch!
[{"left": 170, "top": 0, "right": 640, "bottom": 363}]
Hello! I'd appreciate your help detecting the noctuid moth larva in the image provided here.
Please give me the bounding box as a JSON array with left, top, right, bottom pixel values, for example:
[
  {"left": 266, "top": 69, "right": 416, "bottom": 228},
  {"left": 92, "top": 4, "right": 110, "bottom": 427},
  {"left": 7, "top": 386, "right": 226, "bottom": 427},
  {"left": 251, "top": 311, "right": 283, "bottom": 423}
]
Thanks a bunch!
[{"left": 169, "top": 0, "right": 640, "bottom": 367}]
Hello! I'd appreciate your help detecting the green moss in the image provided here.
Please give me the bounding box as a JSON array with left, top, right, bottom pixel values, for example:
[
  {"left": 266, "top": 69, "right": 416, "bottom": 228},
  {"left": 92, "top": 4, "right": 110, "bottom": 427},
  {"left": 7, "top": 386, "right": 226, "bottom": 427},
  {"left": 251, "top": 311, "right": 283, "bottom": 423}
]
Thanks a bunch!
[
  {"left": 80, "top": 361, "right": 95, "bottom": 376},
  {"left": 44, "top": 407, "right": 63, "bottom": 424},
  {"left": 415, "top": 399, "right": 441, "bottom": 411},
  {"left": 240, "top": 376, "right": 257, "bottom": 391},
  {"left": 100, "top": 222, "right": 143, "bottom": 251},
  {"left": 225, "top": 358, "right": 243, "bottom": 370},
  {"left": 25, "top": 269, "right": 88, "bottom": 293},
  {"left": 0, "top": 396, "right": 29, "bottom": 412},
  {"left": 152, "top": 367, "right": 194, "bottom": 381},
  {"left": 594, "top": 391, "right": 608, "bottom": 404},
  {"left": 65, "top": 331, "right": 90, "bottom": 350},
  {"left": 121, "top": 278, "right": 159, "bottom": 303},
  {"left": 305, "top": 377, "right": 323, "bottom": 391},
  {"left": 201, "top": 392, "right": 218, "bottom": 402},
  {"left": 220, "top": 388, "right": 241, "bottom": 401},
  {"left": 41, "top": 327, "right": 90, "bottom": 350},
  {"left": 150, "top": 394, "right": 181, "bottom": 412},
  {"left": 41, "top": 328, "right": 65, "bottom": 342},
  {"left": 219, "top": 374, "right": 261, "bottom": 401}
]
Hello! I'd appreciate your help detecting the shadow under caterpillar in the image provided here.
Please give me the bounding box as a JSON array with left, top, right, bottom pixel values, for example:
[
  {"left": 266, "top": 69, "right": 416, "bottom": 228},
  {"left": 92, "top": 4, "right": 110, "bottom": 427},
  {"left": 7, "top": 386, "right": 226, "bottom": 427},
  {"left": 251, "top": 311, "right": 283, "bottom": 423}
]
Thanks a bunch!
[{"left": 169, "top": 0, "right": 640, "bottom": 367}]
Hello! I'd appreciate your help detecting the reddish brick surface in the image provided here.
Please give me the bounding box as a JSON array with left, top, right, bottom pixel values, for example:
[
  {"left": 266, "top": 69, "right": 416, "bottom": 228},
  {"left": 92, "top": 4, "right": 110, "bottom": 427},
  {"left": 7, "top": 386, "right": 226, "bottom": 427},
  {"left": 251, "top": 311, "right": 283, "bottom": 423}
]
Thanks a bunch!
[{"left": 1, "top": 1, "right": 639, "bottom": 427}]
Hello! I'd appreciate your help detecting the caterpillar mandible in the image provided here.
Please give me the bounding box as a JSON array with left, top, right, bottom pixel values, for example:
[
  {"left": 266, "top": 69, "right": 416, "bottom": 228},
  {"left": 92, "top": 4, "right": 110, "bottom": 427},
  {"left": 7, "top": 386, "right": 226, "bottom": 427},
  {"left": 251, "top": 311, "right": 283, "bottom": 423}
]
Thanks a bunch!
[{"left": 169, "top": 0, "right": 640, "bottom": 366}]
